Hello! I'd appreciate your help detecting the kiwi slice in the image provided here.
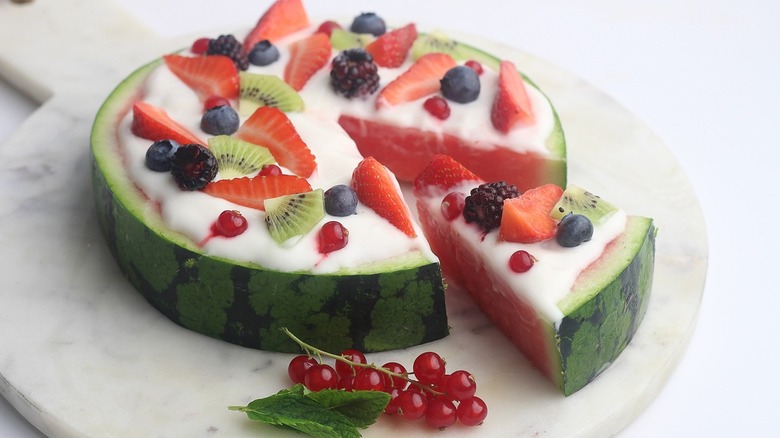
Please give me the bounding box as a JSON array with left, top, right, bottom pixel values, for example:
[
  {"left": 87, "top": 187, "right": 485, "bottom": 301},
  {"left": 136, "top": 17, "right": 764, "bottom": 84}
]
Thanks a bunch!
[
  {"left": 239, "top": 72, "right": 304, "bottom": 117},
  {"left": 264, "top": 189, "right": 325, "bottom": 244},
  {"left": 330, "top": 28, "right": 374, "bottom": 50},
  {"left": 208, "top": 135, "right": 275, "bottom": 179},
  {"left": 549, "top": 184, "right": 619, "bottom": 224},
  {"left": 411, "top": 31, "right": 469, "bottom": 61}
]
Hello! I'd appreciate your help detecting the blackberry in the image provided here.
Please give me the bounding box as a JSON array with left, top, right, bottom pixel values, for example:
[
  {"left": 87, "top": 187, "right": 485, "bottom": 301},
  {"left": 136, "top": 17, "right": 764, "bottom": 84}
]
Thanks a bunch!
[
  {"left": 207, "top": 34, "right": 249, "bottom": 71},
  {"left": 170, "top": 144, "right": 218, "bottom": 191},
  {"left": 463, "top": 181, "right": 520, "bottom": 232},
  {"left": 330, "top": 49, "right": 380, "bottom": 98}
]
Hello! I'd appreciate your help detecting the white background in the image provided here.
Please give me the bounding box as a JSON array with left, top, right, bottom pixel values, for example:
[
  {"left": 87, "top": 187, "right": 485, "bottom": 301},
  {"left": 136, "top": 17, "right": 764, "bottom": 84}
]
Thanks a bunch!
[{"left": 1, "top": 0, "right": 778, "bottom": 436}]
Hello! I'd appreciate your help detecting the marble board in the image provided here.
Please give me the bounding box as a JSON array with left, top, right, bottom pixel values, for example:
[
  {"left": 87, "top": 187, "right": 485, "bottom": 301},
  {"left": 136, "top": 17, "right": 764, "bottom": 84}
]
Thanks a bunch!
[{"left": 0, "top": 0, "right": 708, "bottom": 437}]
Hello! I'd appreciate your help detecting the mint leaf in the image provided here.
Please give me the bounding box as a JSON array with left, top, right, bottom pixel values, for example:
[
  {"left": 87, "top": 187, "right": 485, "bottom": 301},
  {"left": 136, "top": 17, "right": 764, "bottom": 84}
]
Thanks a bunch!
[{"left": 306, "top": 389, "right": 391, "bottom": 428}]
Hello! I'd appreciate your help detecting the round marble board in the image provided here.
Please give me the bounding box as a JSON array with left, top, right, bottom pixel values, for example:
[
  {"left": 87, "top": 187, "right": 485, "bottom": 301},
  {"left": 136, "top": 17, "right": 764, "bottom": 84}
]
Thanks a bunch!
[{"left": 0, "top": 3, "right": 707, "bottom": 438}]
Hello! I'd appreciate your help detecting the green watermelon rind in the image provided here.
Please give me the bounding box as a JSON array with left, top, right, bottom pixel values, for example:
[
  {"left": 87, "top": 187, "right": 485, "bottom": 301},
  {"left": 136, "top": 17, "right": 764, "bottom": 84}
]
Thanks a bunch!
[{"left": 90, "top": 58, "right": 449, "bottom": 353}]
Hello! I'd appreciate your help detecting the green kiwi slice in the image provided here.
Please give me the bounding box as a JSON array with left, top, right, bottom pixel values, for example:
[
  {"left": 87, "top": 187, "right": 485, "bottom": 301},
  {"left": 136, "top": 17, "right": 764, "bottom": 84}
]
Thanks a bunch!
[
  {"left": 550, "top": 184, "right": 619, "bottom": 224},
  {"left": 239, "top": 72, "right": 304, "bottom": 117},
  {"left": 264, "top": 189, "right": 325, "bottom": 244},
  {"left": 330, "top": 28, "right": 374, "bottom": 50},
  {"left": 411, "top": 31, "right": 469, "bottom": 61},
  {"left": 208, "top": 135, "right": 275, "bottom": 179}
]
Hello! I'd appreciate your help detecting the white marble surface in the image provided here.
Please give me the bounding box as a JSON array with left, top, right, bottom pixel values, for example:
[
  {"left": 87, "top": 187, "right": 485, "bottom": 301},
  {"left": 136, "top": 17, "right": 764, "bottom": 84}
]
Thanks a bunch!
[{"left": 0, "top": 0, "right": 775, "bottom": 437}]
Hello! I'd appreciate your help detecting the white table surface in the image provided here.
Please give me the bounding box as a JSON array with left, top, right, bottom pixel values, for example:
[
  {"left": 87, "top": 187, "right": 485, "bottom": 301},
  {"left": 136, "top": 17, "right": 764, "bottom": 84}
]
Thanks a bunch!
[{"left": 1, "top": 0, "right": 777, "bottom": 436}]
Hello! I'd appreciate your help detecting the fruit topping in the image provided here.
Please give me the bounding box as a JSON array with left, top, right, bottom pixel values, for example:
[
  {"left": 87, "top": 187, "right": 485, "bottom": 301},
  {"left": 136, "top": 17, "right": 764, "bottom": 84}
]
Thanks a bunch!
[
  {"left": 190, "top": 37, "right": 210, "bottom": 55},
  {"left": 258, "top": 163, "right": 282, "bottom": 176},
  {"left": 350, "top": 12, "right": 386, "bottom": 36},
  {"left": 264, "top": 189, "right": 325, "bottom": 244},
  {"left": 315, "top": 20, "right": 342, "bottom": 36},
  {"left": 318, "top": 221, "right": 349, "bottom": 254},
  {"left": 247, "top": 40, "right": 280, "bottom": 66},
  {"left": 131, "top": 101, "right": 204, "bottom": 146},
  {"left": 498, "top": 183, "right": 563, "bottom": 243},
  {"left": 411, "top": 32, "right": 468, "bottom": 62},
  {"left": 203, "top": 95, "right": 231, "bottom": 111},
  {"left": 170, "top": 144, "right": 218, "bottom": 191},
  {"left": 440, "top": 65, "right": 480, "bottom": 103},
  {"left": 243, "top": 0, "right": 310, "bottom": 50},
  {"left": 423, "top": 96, "right": 450, "bottom": 120},
  {"left": 213, "top": 210, "right": 248, "bottom": 238},
  {"left": 550, "top": 184, "right": 618, "bottom": 224},
  {"left": 200, "top": 105, "right": 239, "bottom": 135},
  {"left": 202, "top": 174, "right": 311, "bottom": 211},
  {"left": 465, "top": 60, "right": 484, "bottom": 75},
  {"left": 144, "top": 139, "right": 179, "bottom": 172},
  {"left": 463, "top": 181, "right": 520, "bottom": 233},
  {"left": 236, "top": 106, "right": 316, "bottom": 178},
  {"left": 376, "top": 53, "right": 457, "bottom": 108},
  {"left": 163, "top": 54, "right": 239, "bottom": 101},
  {"left": 238, "top": 72, "right": 304, "bottom": 116},
  {"left": 413, "top": 154, "right": 480, "bottom": 196},
  {"left": 364, "top": 23, "right": 417, "bottom": 68},
  {"left": 440, "top": 191, "right": 466, "bottom": 221},
  {"left": 556, "top": 213, "right": 594, "bottom": 247},
  {"left": 206, "top": 34, "right": 249, "bottom": 71},
  {"left": 284, "top": 32, "right": 331, "bottom": 91},
  {"left": 491, "top": 60, "right": 535, "bottom": 133},
  {"left": 330, "top": 48, "right": 380, "bottom": 98},
  {"left": 323, "top": 184, "right": 358, "bottom": 216},
  {"left": 207, "top": 135, "right": 274, "bottom": 179},
  {"left": 509, "top": 249, "right": 535, "bottom": 273},
  {"left": 351, "top": 157, "right": 417, "bottom": 238},
  {"left": 330, "top": 28, "right": 373, "bottom": 50}
]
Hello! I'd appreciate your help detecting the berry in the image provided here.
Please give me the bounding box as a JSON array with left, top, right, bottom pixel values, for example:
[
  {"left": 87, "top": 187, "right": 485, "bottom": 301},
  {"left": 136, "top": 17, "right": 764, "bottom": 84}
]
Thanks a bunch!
[
  {"left": 413, "top": 352, "right": 446, "bottom": 386},
  {"left": 376, "top": 53, "right": 457, "bottom": 108},
  {"left": 284, "top": 32, "right": 331, "bottom": 91},
  {"left": 288, "top": 355, "right": 317, "bottom": 384},
  {"left": 258, "top": 164, "right": 282, "bottom": 176},
  {"left": 330, "top": 49, "right": 380, "bottom": 98},
  {"left": 318, "top": 221, "right": 349, "bottom": 254},
  {"left": 207, "top": 34, "right": 249, "bottom": 71},
  {"left": 381, "top": 362, "right": 408, "bottom": 390},
  {"left": 203, "top": 95, "right": 231, "bottom": 111},
  {"left": 440, "top": 65, "right": 481, "bottom": 103},
  {"left": 335, "top": 349, "right": 366, "bottom": 377},
  {"left": 423, "top": 96, "right": 450, "bottom": 120},
  {"left": 213, "top": 210, "right": 248, "bottom": 238},
  {"left": 351, "top": 157, "right": 417, "bottom": 237},
  {"left": 131, "top": 101, "right": 204, "bottom": 146},
  {"left": 463, "top": 181, "right": 520, "bottom": 233},
  {"left": 465, "top": 60, "right": 484, "bottom": 75},
  {"left": 338, "top": 374, "right": 356, "bottom": 391},
  {"left": 163, "top": 54, "right": 239, "bottom": 101},
  {"left": 499, "top": 184, "right": 563, "bottom": 243},
  {"left": 201, "top": 174, "right": 312, "bottom": 211},
  {"left": 247, "top": 40, "right": 280, "bottom": 66},
  {"left": 394, "top": 389, "right": 428, "bottom": 420},
  {"left": 243, "top": 0, "right": 310, "bottom": 53},
  {"left": 315, "top": 20, "right": 341, "bottom": 36},
  {"left": 440, "top": 192, "right": 466, "bottom": 221},
  {"left": 324, "top": 184, "right": 358, "bottom": 216},
  {"left": 456, "top": 396, "right": 488, "bottom": 426},
  {"left": 509, "top": 250, "right": 535, "bottom": 273},
  {"left": 200, "top": 105, "right": 239, "bottom": 135},
  {"left": 304, "top": 363, "right": 338, "bottom": 391},
  {"left": 385, "top": 387, "right": 402, "bottom": 414},
  {"left": 350, "top": 12, "right": 386, "bottom": 36},
  {"left": 443, "top": 370, "right": 476, "bottom": 400},
  {"left": 145, "top": 139, "right": 180, "bottom": 172},
  {"left": 412, "top": 154, "right": 480, "bottom": 197},
  {"left": 190, "top": 37, "right": 210, "bottom": 55},
  {"left": 492, "top": 60, "right": 535, "bottom": 133},
  {"left": 556, "top": 213, "right": 594, "bottom": 247},
  {"left": 170, "top": 144, "right": 218, "bottom": 191},
  {"left": 425, "top": 398, "right": 457, "bottom": 429},
  {"left": 364, "top": 23, "right": 417, "bottom": 68},
  {"left": 353, "top": 368, "right": 386, "bottom": 392}
]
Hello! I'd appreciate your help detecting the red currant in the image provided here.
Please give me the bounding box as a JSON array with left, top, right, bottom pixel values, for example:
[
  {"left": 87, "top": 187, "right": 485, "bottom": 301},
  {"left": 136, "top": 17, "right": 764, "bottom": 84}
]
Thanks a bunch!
[
  {"left": 509, "top": 250, "right": 535, "bottom": 273},
  {"left": 381, "top": 361, "right": 408, "bottom": 390},
  {"left": 395, "top": 389, "right": 428, "bottom": 420},
  {"left": 335, "top": 349, "right": 366, "bottom": 377},
  {"left": 259, "top": 164, "right": 282, "bottom": 176},
  {"left": 384, "top": 387, "right": 402, "bottom": 414},
  {"left": 214, "top": 210, "right": 248, "bottom": 238},
  {"left": 315, "top": 20, "right": 342, "bottom": 36},
  {"left": 191, "top": 37, "right": 210, "bottom": 55},
  {"left": 440, "top": 192, "right": 466, "bottom": 221},
  {"left": 304, "top": 364, "right": 339, "bottom": 391},
  {"left": 413, "top": 351, "right": 446, "bottom": 386},
  {"left": 203, "top": 95, "right": 230, "bottom": 111},
  {"left": 423, "top": 96, "right": 451, "bottom": 120},
  {"left": 456, "top": 396, "right": 488, "bottom": 426},
  {"left": 465, "top": 60, "right": 484, "bottom": 75},
  {"left": 318, "top": 221, "right": 349, "bottom": 254},
  {"left": 353, "top": 368, "right": 386, "bottom": 392},
  {"left": 337, "top": 374, "right": 356, "bottom": 391},
  {"left": 288, "top": 355, "right": 318, "bottom": 384},
  {"left": 443, "top": 370, "right": 477, "bottom": 400},
  {"left": 425, "top": 397, "right": 457, "bottom": 429}
]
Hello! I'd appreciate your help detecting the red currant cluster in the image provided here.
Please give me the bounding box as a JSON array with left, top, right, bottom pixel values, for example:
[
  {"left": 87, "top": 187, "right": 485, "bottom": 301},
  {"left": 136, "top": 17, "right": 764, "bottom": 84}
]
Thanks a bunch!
[{"left": 287, "top": 348, "right": 488, "bottom": 429}]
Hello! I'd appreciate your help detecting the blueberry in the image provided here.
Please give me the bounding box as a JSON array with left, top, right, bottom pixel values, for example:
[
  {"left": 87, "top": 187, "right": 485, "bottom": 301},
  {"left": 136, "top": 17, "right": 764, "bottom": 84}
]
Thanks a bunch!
[
  {"left": 248, "top": 40, "right": 280, "bottom": 66},
  {"left": 350, "top": 12, "right": 386, "bottom": 36},
  {"left": 440, "top": 66, "right": 481, "bottom": 103},
  {"left": 324, "top": 184, "right": 358, "bottom": 217},
  {"left": 200, "top": 105, "right": 239, "bottom": 135},
  {"left": 145, "top": 139, "right": 180, "bottom": 172},
  {"left": 556, "top": 213, "right": 594, "bottom": 248}
]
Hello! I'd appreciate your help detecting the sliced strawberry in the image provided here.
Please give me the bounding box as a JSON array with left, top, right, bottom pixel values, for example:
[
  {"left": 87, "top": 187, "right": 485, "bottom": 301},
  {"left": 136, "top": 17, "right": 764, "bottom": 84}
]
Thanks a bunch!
[
  {"left": 413, "top": 154, "right": 481, "bottom": 197},
  {"left": 235, "top": 106, "right": 317, "bottom": 178},
  {"left": 491, "top": 60, "right": 535, "bottom": 133},
  {"left": 364, "top": 23, "right": 417, "bottom": 68},
  {"left": 499, "top": 183, "right": 563, "bottom": 243},
  {"left": 376, "top": 53, "right": 457, "bottom": 108},
  {"left": 352, "top": 157, "right": 417, "bottom": 238},
  {"left": 130, "top": 101, "right": 204, "bottom": 145},
  {"left": 201, "top": 174, "right": 311, "bottom": 211},
  {"left": 163, "top": 54, "right": 239, "bottom": 101},
  {"left": 243, "top": 0, "right": 310, "bottom": 51},
  {"left": 284, "top": 32, "right": 332, "bottom": 91}
]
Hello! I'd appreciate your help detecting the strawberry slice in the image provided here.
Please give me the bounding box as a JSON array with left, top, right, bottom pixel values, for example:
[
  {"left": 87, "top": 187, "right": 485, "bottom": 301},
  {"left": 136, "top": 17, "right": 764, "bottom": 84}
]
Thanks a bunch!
[
  {"left": 365, "top": 23, "right": 417, "bottom": 68},
  {"left": 243, "top": 0, "right": 310, "bottom": 51},
  {"left": 202, "top": 174, "right": 312, "bottom": 211},
  {"left": 499, "top": 183, "right": 563, "bottom": 243},
  {"left": 130, "top": 101, "right": 204, "bottom": 145},
  {"left": 163, "top": 54, "right": 239, "bottom": 101},
  {"left": 352, "top": 157, "right": 417, "bottom": 238},
  {"left": 235, "top": 106, "right": 317, "bottom": 178},
  {"left": 491, "top": 60, "right": 535, "bottom": 133},
  {"left": 284, "top": 32, "right": 332, "bottom": 91},
  {"left": 413, "top": 154, "right": 481, "bottom": 197},
  {"left": 376, "top": 53, "right": 457, "bottom": 108}
]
